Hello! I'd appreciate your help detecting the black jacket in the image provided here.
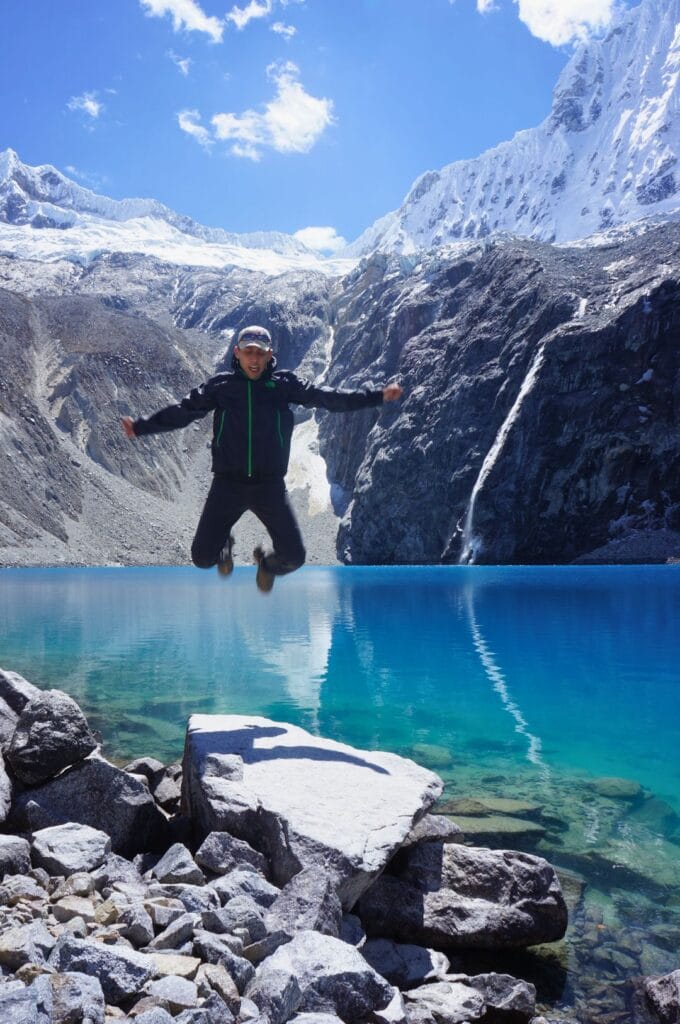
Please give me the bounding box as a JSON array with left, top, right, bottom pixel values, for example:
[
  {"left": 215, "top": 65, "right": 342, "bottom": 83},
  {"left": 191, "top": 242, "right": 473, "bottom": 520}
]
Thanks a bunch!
[{"left": 133, "top": 357, "right": 384, "bottom": 481}]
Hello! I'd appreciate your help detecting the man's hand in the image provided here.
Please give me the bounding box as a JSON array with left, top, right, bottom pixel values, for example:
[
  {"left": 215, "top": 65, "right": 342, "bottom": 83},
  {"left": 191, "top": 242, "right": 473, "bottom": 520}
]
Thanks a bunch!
[
  {"left": 121, "top": 416, "right": 136, "bottom": 439},
  {"left": 382, "top": 382, "right": 403, "bottom": 403}
]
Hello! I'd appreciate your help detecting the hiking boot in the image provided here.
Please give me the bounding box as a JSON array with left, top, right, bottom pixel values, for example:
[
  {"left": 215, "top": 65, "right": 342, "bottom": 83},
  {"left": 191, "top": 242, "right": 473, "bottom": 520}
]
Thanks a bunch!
[
  {"left": 217, "top": 536, "right": 235, "bottom": 577},
  {"left": 253, "top": 546, "right": 275, "bottom": 593}
]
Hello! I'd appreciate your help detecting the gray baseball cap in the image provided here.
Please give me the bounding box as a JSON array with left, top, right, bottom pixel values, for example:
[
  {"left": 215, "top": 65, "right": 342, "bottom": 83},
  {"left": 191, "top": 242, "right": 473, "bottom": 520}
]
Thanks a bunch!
[{"left": 237, "top": 325, "right": 272, "bottom": 350}]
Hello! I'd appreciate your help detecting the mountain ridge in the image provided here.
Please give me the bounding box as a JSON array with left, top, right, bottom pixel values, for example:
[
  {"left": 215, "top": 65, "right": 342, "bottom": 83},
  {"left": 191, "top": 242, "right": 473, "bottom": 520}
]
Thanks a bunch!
[{"left": 346, "top": 0, "right": 679, "bottom": 255}]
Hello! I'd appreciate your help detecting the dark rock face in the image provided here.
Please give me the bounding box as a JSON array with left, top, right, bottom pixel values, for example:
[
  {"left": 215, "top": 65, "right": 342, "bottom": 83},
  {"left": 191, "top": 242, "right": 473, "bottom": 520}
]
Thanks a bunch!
[{"left": 321, "top": 224, "right": 680, "bottom": 564}]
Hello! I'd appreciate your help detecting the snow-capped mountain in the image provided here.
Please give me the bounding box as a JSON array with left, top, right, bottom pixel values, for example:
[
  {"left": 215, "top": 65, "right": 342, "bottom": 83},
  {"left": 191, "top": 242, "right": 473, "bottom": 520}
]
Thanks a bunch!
[
  {"left": 0, "top": 149, "right": 353, "bottom": 275},
  {"left": 347, "top": 0, "right": 679, "bottom": 255}
]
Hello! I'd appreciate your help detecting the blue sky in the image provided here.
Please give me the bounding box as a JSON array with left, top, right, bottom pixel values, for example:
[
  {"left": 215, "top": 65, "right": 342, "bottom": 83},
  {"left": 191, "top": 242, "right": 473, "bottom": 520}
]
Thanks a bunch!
[{"left": 1, "top": 0, "right": 630, "bottom": 248}]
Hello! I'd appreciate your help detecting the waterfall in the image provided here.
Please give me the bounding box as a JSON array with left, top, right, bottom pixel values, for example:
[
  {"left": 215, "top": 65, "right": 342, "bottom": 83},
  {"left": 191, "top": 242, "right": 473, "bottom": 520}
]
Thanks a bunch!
[{"left": 458, "top": 343, "right": 546, "bottom": 564}]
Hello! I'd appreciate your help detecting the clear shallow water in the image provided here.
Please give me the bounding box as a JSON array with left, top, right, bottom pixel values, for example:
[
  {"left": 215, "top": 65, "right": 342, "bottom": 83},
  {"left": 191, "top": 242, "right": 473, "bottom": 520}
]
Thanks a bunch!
[{"left": 1, "top": 565, "right": 679, "bottom": 1019}]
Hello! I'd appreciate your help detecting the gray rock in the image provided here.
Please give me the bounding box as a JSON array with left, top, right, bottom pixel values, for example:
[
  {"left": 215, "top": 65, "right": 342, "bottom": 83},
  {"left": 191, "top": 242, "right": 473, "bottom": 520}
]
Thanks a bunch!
[
  {"left": 195, "top": 831, "right": 269, "bottom": 877},
  {"left": 146, "top": 975, "right": 199, "bottom": 1013},
  {"left": 32, "top": 970, "right": 106, "bottom": 1024},
  {"left": 147, "top": 912, "right": 199, "bottom": 951},
  {"left": 134, "top": 1010, "right": 175, "bottom": 1024},
  {"left": 402, "top": 980, "right": 486, "bottom": 1024},
  {"left": 175, "top": 992, "right": 235, "bottom": 1024},
  {"left": 241, "top": 929, "right": 290, "bottom": 965},
  {"left": 182, "top": 715, "right": 442, "bottom": 909},
  {"left": 246, "top": 967, "right": 303, "bottom": 1024},
  {"left": 195, "top": 940, "right": 255, "bottom": 994},
  {"left": 0, "top": 668, "right": 41, "bottom": 715},
  {"left": 0, "top": 982, "right": 42, "bottom": 1023},
  {"left": 645, "top": 970, "right": 680, "bottom": 1023},
  {"left": 359, "top": 843, "right": 568, "bottom": 950},
  {"left": 400, "top": 814, "right": 464, "bottom": 849},
  {"left": 0, "top": 835, "right": 31, "bottom": 878},
  {"left": 7, "top": 689, "right": 98, "bottom": 785},
  {"left": 451, "top": 973, "right": 536, "bottom": 1018},
  {"left": 145, "top": 896, "right": 188, "bottom": 932},
  {"left": 0, "top": 920, "right": 56, "bottom": 969},
  {"left": 264, "top": 865, "right": 342, "bottom": 939},
  {"left": 202, "top": 894, "right": 266, "bottom": 942},
  {"left": 192, "top": 928, "right": 245, "bottom": 964},
  {"left": 208, "top": 867, "right": 279, "bottom": 908},
  {"left": 49, "top": 934, "right": 155, "bottom": 1005},
  {"left": 152, "top": 774, "right": 182, "bottom": 812},
  {"left": 0, "top": 753, "right": 12, "bottom": 823},
  {"left": 124, "top": 756, "right": 166, "bottom": 783},
  {"left": 290, "top": 1015, "right": 344, "bottom": 1024},
  {"left": 31, "top": 821, "right": 111, "bottom": 874},
  {"left": 362, "top": 938, "right": 450, "bottom": 988},
  {"left": 259, "top": 930, "right": 394, "bottom": 1021},
  {"left": 91, "top": 852, "right": 146, "bottom": 892},
  {"left": 108, "top": 896, "right": 155, "bottom": 947},
  {"left": 52, "top": 871, "right": 96, "bottom": 899},
  {"left": 195, "top": 962, "right": 240, "bottom": 1011},
  {"left": 52, "top": 895, "right": 98, "bottom": 924},
  {"left": 152, "top": 844, "right": 205, "bottom": 886},
  {"left": 0, "top": 702, "right": 18, "bottom": 755},
  {"left": 148, "top": 883, "right": 220, "bottom": 914},
  {"left": 10, "top": 756, "right": 168, "bottom": 857},
  {"left": 0, "top": 872, "right": 48, "bottom": 905}
]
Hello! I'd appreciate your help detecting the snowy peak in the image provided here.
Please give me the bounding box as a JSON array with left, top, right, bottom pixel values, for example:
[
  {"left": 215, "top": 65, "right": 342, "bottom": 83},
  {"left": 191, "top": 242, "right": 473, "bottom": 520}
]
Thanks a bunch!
[
  {"left": 347, "top": 0, "right": 679, "bottom": 254},
  {"left": 0, "top": 149, "right": 330, "bottom": 269}
]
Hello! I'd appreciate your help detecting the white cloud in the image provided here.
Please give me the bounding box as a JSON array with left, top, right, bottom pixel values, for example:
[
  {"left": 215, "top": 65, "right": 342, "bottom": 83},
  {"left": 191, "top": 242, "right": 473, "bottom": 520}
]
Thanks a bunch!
[
  {"left": 226, "top": 0, "right": 273, "bottom": 30},
  {"left": 477, "top": 0, "right": 498, "bottom": 12},
  {"left": 271, "top": 21, "right": 297, "bottom": 38},
  {"left": 294, "top": 226, "right": 347, "bottom": 253},
  {"left": 211, "top": 61, "right": 333, "bottom": 159},
  {"left": 67, "top": 92, "right": 103, "bottom": 119},
  {"left": 64, "top": 165, "right": 106, "bottom": 189},
  {"left": 168, "top": 50, "right": 192, "bottom": 75},
  {"left": 178, "top": 109, "right": 214, "bottom": 148},
  {"left": 514, "top": 0, "right": 616, "bottom": 45},
  {"left": 140, "top": 0, "right": 224, "bottom": 42}
]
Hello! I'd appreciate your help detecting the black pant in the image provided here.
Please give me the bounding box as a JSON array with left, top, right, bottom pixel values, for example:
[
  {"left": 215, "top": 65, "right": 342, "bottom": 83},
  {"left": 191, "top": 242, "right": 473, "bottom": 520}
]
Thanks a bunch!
[{"left": 191, "top": 475, "right": 306, "bottom": 576}]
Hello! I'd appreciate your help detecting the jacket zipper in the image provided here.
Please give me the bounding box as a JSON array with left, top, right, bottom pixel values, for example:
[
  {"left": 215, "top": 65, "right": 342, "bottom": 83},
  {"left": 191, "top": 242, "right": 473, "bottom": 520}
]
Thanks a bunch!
[
  {"left": 247, "top": 380, "right": 253, "bottom": 477},
  {"left": 215, "top": 410, "right": 226, "bottom": 447},
  {"left": 276, "top": 409, "right": 283, "bottom": 448}
]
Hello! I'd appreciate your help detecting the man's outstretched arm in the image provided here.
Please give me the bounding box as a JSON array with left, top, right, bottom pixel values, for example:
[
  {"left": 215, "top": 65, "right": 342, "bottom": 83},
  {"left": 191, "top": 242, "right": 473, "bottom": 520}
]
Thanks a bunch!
[{"left": 121, "top": 381, "right": 218, "bottom": 438}]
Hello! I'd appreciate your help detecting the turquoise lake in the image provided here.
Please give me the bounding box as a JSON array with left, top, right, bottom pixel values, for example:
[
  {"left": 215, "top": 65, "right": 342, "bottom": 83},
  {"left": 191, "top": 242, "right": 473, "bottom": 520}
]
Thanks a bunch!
[{"left": 1, "top": 564, "right": 678, "bottom": 1019}]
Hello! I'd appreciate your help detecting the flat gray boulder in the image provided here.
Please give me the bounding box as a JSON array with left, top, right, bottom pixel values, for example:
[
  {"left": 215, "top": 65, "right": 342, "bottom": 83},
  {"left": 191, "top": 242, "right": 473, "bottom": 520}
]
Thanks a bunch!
[
  {"left": 196, "top": 830, "right": 269, "bottom": 877},
  {"left": 7, "top": 688, "right": 98, "bottom": 785},
  {"left": 255, "top": 930, "right": 394, "bottom": 1022},
  {"left": 359, "top": 843, "right": 567, "bottom": 950},
  {"left": 152, "top": 843, "right": 205, "bottom": 885},
  {"left": 31, "top": 821, "right": 111, "bottom": 874},
  {"left": 10, "top": 755, "right": 168, "bottom": 856},
  {"left": 402, "top": 980, "right": 486, "bottom": 1023},
  {"left": 182, "top": 715, "right": 442, "bottom": 908}
]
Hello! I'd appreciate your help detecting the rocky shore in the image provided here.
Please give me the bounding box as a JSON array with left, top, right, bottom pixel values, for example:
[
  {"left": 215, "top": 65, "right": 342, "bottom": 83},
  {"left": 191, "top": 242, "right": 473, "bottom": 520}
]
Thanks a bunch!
[{"left": 0, "top": 667, "right": 677, "bottom": 1024}]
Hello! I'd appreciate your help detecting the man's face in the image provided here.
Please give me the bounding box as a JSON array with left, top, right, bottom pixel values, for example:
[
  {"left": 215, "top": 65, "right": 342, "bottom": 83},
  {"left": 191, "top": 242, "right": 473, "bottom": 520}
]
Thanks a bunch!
[{"left": 234, "top": 344, "right": 273, "bottom": 380}]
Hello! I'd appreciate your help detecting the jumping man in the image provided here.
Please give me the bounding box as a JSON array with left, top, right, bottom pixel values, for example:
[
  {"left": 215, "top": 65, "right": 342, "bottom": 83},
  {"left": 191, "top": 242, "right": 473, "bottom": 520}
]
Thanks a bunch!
[{"left": 122, "top": 325, "right": 403, "bottom": 592}]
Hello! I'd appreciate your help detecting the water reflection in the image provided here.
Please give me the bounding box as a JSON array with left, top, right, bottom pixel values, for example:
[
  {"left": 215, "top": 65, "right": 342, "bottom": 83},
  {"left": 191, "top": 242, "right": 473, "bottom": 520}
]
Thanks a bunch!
[{"left": 0, "top": 565, "right": 678, "bottom": 809}]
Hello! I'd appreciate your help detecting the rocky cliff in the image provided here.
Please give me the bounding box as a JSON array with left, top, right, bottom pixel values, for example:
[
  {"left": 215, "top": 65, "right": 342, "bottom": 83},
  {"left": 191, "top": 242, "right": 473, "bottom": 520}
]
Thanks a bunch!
[{"left": 320, "top": 222, "right": 680, "bottom": 564}]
